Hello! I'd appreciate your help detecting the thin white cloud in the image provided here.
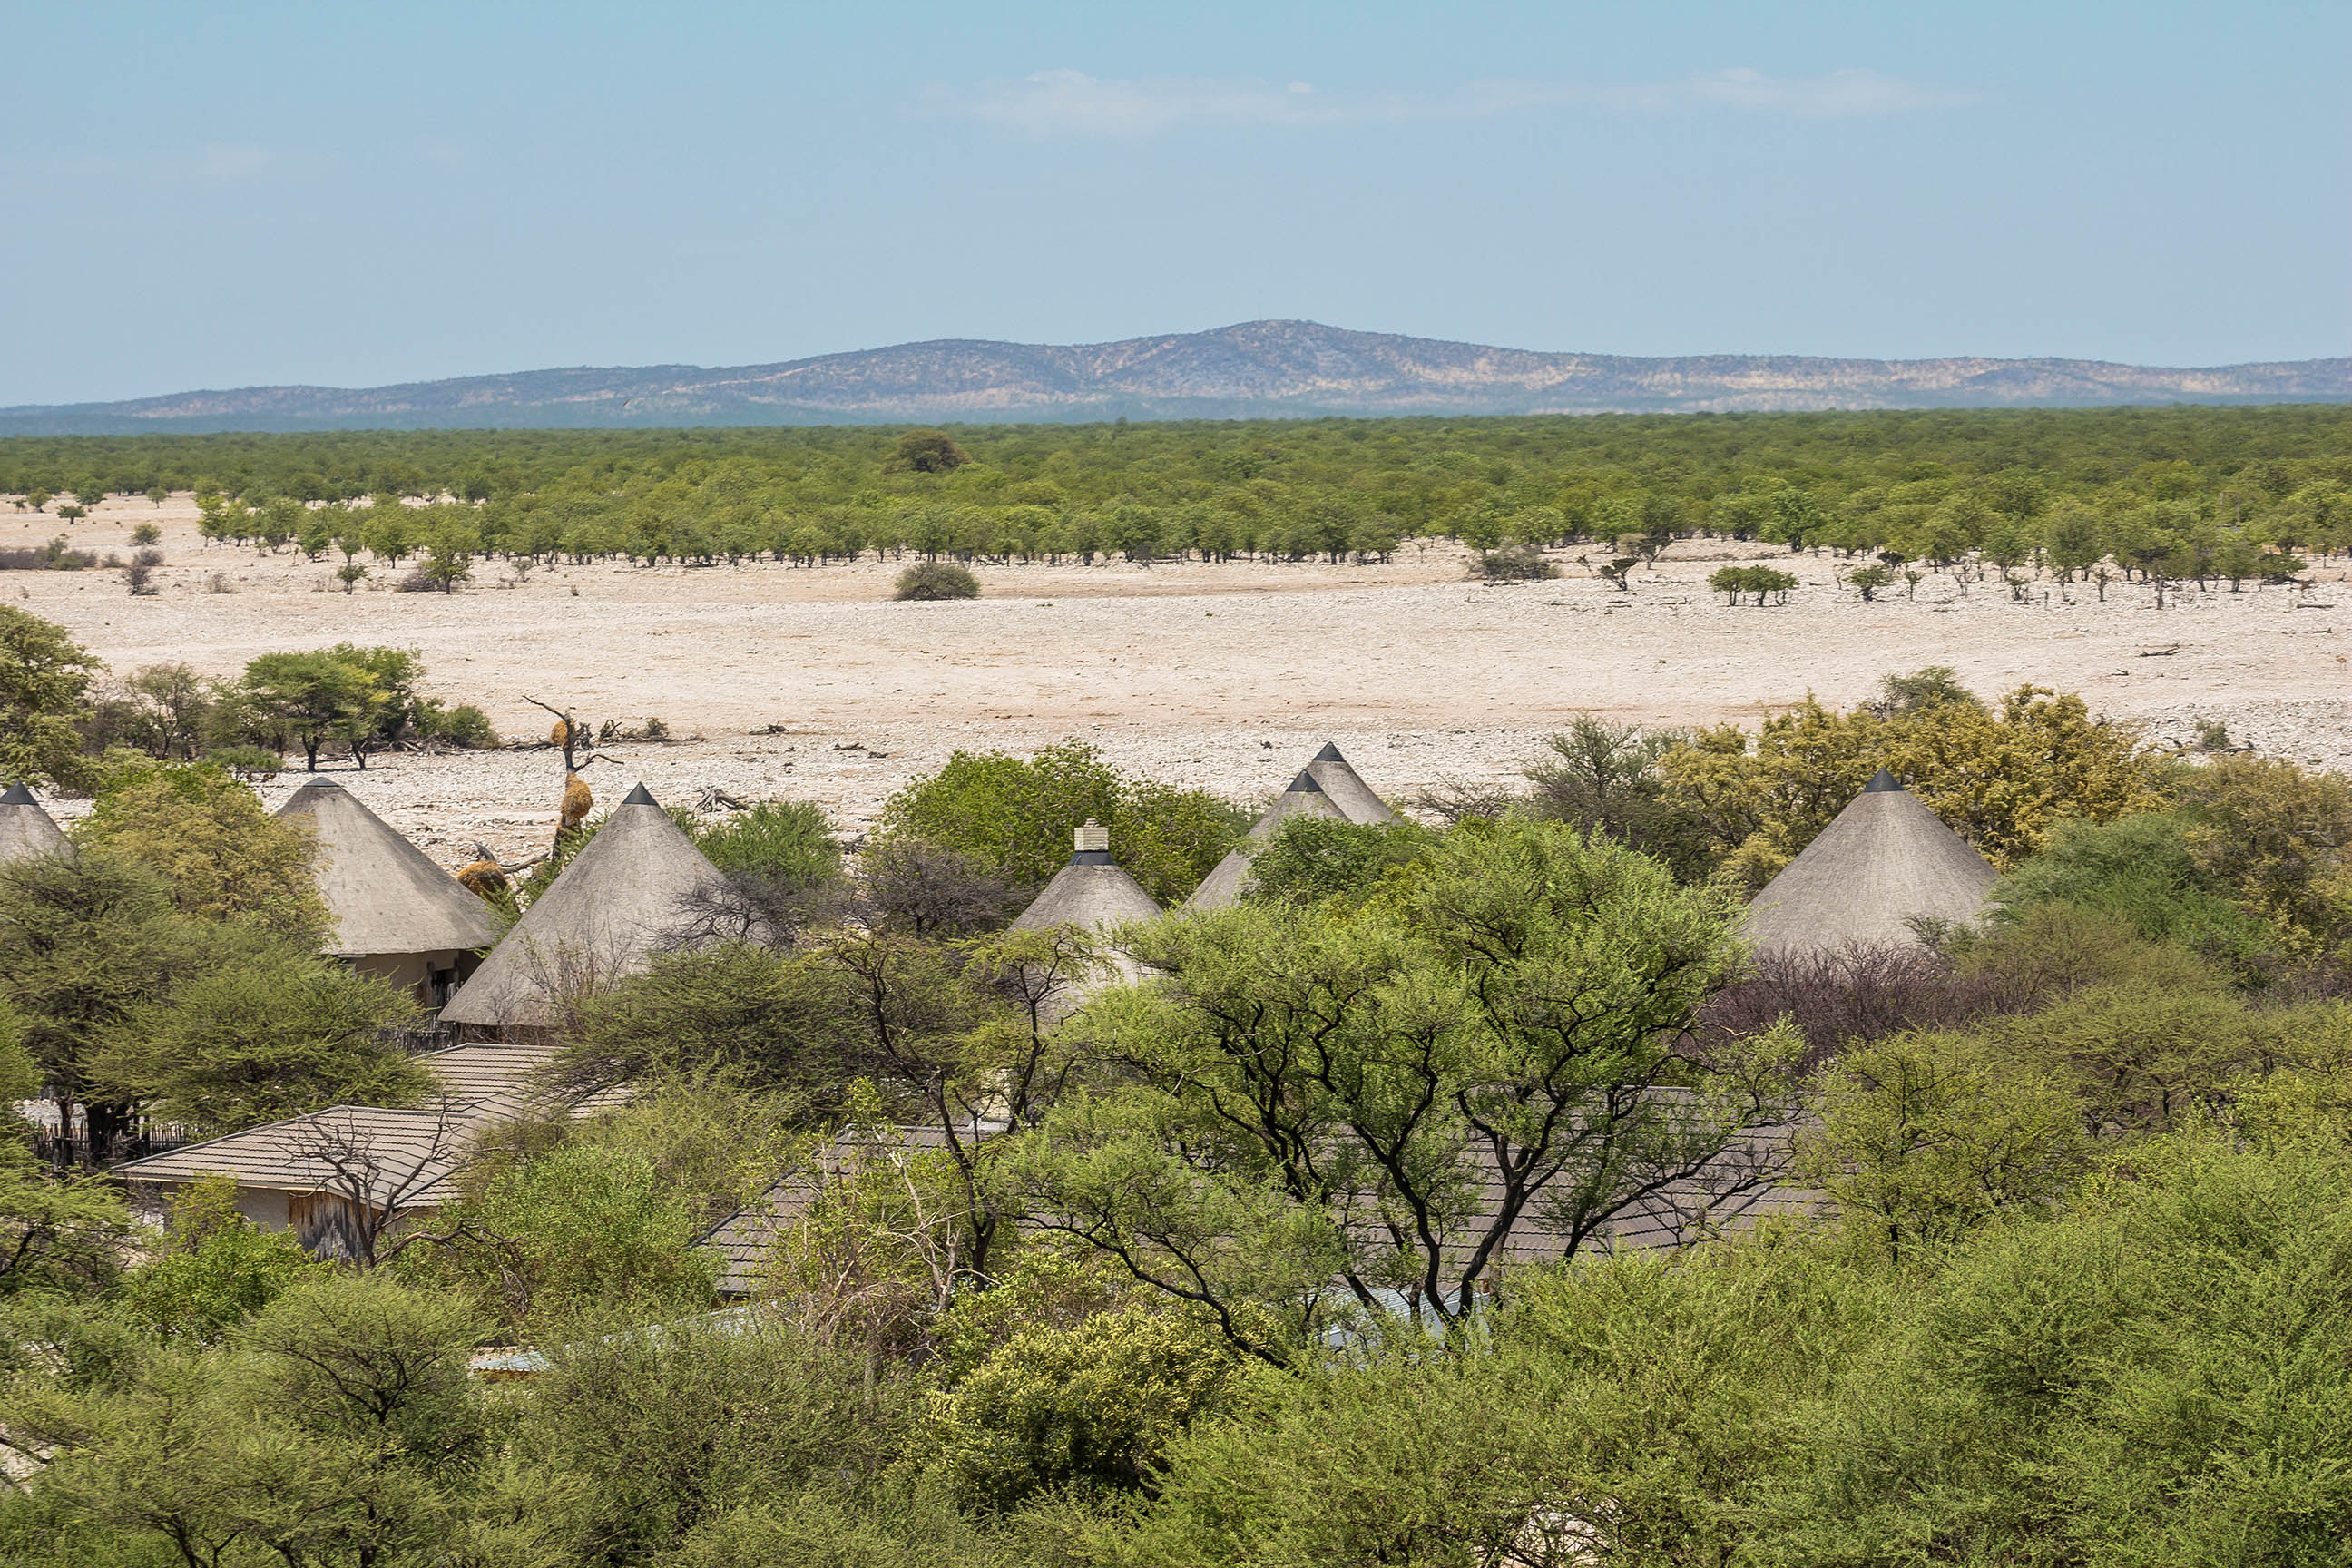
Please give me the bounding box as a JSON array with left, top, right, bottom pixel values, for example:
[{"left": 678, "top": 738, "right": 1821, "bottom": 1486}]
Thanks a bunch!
[
  {"left": 966, "top": 70, "right": 1356, "bottom": 137},
  {"left": 961, "top": 68, "right": 1972, "bottom": 139},
  {"left": 1681, "top": 66, "right": 1973, "bottom": 119}
]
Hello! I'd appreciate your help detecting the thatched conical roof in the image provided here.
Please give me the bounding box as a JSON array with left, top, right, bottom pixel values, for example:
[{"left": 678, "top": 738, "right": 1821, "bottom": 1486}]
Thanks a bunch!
[
  {"left": 1185, "top": 769, "right": 1347, "bottom": 910},
  {"left": 1013, "top": 820, "right": 1162, "bottom": 934},
  {"left": 0, "top": 783, "right": 71, "bottom": 867},
  {"left": 441, "top": 783, "right": 726, "bottom": 1029},
  {"left": 277, "top": 779, "right": 501, "bottom": 958},
  {"left": 1743, "top": 769, "right": 1996, "bottom": 956},
  {"left": 1011, "top": 821, "right": 1164, "bottom": 1023},
  {"left": 1305, "top": 742, "right": 1396, "bottom": 825}
]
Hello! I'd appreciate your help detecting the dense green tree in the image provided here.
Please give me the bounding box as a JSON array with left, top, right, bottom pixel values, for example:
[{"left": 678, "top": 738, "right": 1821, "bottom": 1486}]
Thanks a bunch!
[
  {"left": 239, "top": 648, "right": 381, "bottom": 771},
  {"left": 0, "top": 853, "right": 205, "bottom": 1161},
  {"left": 1240, "top": 815, "right": 1439, "bottom": 907},
  {"left": 98, "top": 946, "right": 426, "bottom": 1135},
  {"left": 0, "top": 607, "right": 102, "bottom": 790},
  {"left": 877, "top": 740, "right": 1240, "bottom": 906},
  {"left": 1013, "top": 817, "right": 1798, "bottom": 1354},
  {"left": 72, "top": 763, "right": 328, "bottom": 941}
]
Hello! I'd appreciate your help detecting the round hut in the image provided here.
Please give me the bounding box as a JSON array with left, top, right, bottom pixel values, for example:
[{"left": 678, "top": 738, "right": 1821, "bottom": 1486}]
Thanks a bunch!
[
  {"left": 1011, "top": 819, "right": 1162, "bottom": 1020},
  {"left": 0, "top": 782, "right": 72, "bottom": 867},
  {"left": 1743, "top": 769, "right": 1997, "bottom": 956},
  {"left": 439, "top": 782, "right": 726, "bottom": 1036},
  {"left": 276, "top": 779, "right": 503, "bottom": 1010},
  {"left": 1185, "top": 768, "right": 1348, "bottom": 910},
  {"left": 1304, "top": 742, "right": 1397, "bottom": 825}
]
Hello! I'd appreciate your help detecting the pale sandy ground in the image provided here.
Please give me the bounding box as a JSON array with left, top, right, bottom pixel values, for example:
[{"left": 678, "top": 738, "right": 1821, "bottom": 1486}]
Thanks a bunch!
[{"left": 9, "top": 495, "right": 2347, "bottom": 870}]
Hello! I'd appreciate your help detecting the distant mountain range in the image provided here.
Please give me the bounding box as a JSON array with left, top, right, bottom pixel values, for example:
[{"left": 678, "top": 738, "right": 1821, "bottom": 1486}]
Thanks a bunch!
[{"left": 5, "top": 321, "right": 2347, "bottom": 435}]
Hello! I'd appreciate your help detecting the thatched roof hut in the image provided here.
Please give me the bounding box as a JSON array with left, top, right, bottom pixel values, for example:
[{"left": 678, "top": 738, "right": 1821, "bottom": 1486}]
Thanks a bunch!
[
  {"left": 276, "top": 779, "right": 501, "bottom": 1005},
  {"left": 1010, "top": 820, "right": 1162, "bottom": 1021},
  {"left": 1305, "top": 742, "right": 1396, "bottom": 825},
  {"left": 439, "top": 782, "right": 725, "bottom": 1032},
  {"left": 1011, "top": 820, "right": 1162, "bottom": 935},
  {"left": 0, "top": 782, "right": 71, "bottom": 866},
  {"left": 1185, "top": 768, "right": 1347, "bottom": 910},
  {"left": 1743, "top": 769, "right": 1996, "bottom": 956}
]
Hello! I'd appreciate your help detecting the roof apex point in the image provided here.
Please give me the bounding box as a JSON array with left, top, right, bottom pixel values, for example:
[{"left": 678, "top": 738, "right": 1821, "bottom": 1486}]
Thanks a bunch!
[
  {"left": 1863, "top": 767, "right": 1903, "bottom": 794},
  {"left": 1312, "top": 742, "right": 1344, "bottom": 762},
  {"left": 0, "top": 782, "right": 35, "bottom": 806},
  {"left": 621, "top": 782, "right": 657, "bottom": 807},
  {"left": 1287, "top": 769, "right": 1325, "bottom": 793}
]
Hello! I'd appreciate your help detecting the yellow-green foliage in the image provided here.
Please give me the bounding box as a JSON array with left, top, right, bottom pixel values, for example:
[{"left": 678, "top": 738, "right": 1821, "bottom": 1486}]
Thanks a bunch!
[
  {"left": 1797, "top": 977, "right": 2352, "bottom": 1264},
  {"left": 924, "top": 1302, "right": 1242, "bottom": 1509},
  {"left": 121, "top": 1175, "right": 323, "bottom": 1342},
  {"left": 2175, "top": 752, "right": 2352, "bottom": 955},
  {"left": 876, "top": 740, "right": 1240, "bottom": 904},
  {"left": 1794, "top": 1030, "right": 2098, "bottom": 1263},
  {"left": 0, "top": 606, "right": 102, "bottom": 791},
  {"left": 72, "top": 764, "right": 328, "bottom": 942},
  {"left": 1661, "top": 682, "right": 2159, "bottom": 889}
]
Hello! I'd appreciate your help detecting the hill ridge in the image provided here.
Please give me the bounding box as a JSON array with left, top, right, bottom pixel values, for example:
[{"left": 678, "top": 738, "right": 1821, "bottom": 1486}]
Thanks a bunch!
[{"left": 5, "top": 319, "right": 2347, "bottom": 434}]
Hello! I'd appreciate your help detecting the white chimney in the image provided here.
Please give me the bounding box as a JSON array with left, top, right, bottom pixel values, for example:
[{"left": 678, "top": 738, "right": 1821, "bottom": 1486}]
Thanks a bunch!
[{"left": 1075, "top": 819, "right": 1110, "bottom": 854}]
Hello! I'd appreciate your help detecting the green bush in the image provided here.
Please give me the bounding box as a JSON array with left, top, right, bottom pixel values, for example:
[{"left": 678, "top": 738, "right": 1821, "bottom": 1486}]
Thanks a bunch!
[
  {"left": 414, "top": 698, "right": 499, "bottom": 749},
  {"left": 690, "top": 799, "right": 842, "bottom": 887},
  {"left": 410, "top": 1142, "right": 718, "bottom": 1332},
  {"left": 121, "top": 1176, "right": 323, "bottom": 1342},
  {"left": 1240, "top": 815, "right": 1436, "bottom": 906},
  {"left": 896, "top": 562, "right": 980, "bottom": 601},
  {"left": 926, "top": 1304, "right": 1241, "bottom": 1508},
  {"left": 1987, "top": 811, "right": 2274, "bottom": 968},
  {"left": 876, "top": 740, "right": 1240, "bottom": 903}
]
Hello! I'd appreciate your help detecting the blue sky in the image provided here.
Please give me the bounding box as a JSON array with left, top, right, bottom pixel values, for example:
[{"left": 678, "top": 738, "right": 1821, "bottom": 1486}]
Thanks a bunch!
[{"left": 3, "top": 1, "right": 2345, "bottom": 403}]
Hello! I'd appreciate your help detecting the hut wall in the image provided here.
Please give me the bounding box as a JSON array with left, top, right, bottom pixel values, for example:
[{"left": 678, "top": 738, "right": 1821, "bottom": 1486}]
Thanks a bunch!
[
  {"left": 346, "top": 949, "right": 481, "bottom": 1011},
  {"left": 231, "top": 1186, "right": 290, "bottom": 1230},
  {"left": 288, "top": 1191, "right": 377, "bottom": 1259}
]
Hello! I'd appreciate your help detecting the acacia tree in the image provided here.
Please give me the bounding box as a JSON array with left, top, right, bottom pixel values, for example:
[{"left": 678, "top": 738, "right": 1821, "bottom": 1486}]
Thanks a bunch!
[
  {"left": 0, "top": 855, "right": 202, "bottom": 1164},
  {"left": 240, "top": 650, "right": 381, "bottom": 770},
  {"left": 1008, "top": 818, "right": 1801, "bottom": 1361},
  {"left": 823, "top": 926, "right": 1099, "bottom": 1279},
  {"left": 0, "top": 607, "right": 101, "bottom": 790}
]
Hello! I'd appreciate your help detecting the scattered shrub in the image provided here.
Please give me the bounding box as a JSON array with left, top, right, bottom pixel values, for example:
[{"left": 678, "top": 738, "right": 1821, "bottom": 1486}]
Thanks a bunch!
[
  {"left": 122, "top": 548, "right": 163, "bottom": 596},
  {"left": 1709, "top": 564, "right": 1799, "bottom": 604},
  {"left": 0, "top": 536, "right": 100, "bottom": 571},
  {"left": 129, "top": 523, "right": 162, "bottom": 546},
  {"left": 1471, "top": 543, "right": 1556, "bottom": 581},
  {"left": 896, "top": 562, "right": 980, "bottom": 601}
]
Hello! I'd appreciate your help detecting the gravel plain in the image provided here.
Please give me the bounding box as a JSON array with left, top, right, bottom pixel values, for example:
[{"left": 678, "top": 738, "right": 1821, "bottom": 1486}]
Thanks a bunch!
[{"left": 13, "top": 495, "right": 2347, "bottom": 869}]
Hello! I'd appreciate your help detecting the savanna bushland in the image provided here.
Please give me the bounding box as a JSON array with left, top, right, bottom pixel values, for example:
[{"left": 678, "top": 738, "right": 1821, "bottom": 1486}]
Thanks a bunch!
[{"left": 5, "top": 622, "right": 2352, "bottom": 1563}]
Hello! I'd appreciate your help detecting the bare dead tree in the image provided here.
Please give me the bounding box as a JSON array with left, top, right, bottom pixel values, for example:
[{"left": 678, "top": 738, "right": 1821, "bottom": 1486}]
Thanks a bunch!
[
  {"left": 1412, "top": 775, "right": 1527, "bottom": 824},
  {"left": 662, "top": 872, "right": 853, "bottom": 952},
  {"left": 523, "top": 694, "right": 590, "bottom": 773},
  {"left": 284, "top": 1099, "right": 480, "bottom": 1266},
  {"left": 856, "top": 838, "right": 1017, "bottom": 937}
]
